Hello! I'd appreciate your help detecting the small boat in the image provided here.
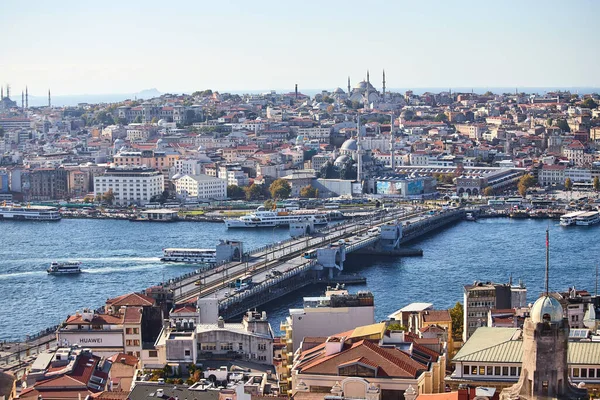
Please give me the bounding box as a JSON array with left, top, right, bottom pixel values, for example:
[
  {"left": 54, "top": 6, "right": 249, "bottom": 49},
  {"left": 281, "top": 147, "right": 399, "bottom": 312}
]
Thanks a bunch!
[
  {"left": 465, "top": 212, "right": 476, "bottom": 221},
  {"left": 47, "top": 261, "right": 82, "bottom": 274}
]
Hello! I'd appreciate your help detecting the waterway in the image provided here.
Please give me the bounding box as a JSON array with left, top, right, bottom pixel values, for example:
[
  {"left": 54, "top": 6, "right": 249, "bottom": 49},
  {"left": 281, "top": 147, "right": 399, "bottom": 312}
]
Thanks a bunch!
[{"left": 0, "top": 218, "right": 598, "bottom": 340}]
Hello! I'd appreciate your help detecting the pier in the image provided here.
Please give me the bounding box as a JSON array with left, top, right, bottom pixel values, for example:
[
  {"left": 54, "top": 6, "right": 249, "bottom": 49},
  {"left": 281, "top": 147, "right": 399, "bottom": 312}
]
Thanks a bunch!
[{"left": 160, "top": 207, "right": 464, "bottom": 319}]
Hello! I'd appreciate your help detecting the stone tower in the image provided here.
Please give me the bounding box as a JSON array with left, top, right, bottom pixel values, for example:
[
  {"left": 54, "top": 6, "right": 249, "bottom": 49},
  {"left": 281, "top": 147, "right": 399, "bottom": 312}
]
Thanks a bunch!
[{"left": 501, "top": 229, "right": 588, "bottom": 400}]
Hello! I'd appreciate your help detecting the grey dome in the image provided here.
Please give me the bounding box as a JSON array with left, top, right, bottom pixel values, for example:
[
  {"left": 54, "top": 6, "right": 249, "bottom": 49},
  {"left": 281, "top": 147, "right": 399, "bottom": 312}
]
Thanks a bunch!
[
  {"left": 341, "top": 138, "right": 358, "bottom": 151},
  {"left": 530, "top": 295, "right": 563, "bottom": 323},
  {"left": 334, "top": 155, "right": 350, "bottom": 166},
  {"left": 333, "top": 87, "right": 345, "bottom": 94}
]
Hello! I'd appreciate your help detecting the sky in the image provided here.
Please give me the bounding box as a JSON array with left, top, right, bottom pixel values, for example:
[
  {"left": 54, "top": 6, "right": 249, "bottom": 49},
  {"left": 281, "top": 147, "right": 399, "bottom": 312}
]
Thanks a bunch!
[{"left": 1, "top": 0, "right": 599, "bottom": 96}]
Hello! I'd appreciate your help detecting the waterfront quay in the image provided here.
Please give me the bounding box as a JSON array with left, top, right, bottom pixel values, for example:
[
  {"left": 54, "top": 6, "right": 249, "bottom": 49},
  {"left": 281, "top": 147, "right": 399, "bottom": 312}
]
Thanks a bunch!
[{"left": 162, "top": 207, "right": 464, "bottom": 318}]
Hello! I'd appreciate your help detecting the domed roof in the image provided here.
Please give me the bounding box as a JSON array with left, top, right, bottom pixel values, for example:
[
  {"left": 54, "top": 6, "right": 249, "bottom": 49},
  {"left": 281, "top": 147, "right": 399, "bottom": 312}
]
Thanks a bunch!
[
  {"left": 157, "top": 119, "right": 166, "bottom": 126},
  {"left": 530, "top": 295, "right": 564, "bottom": 323},
  {"left": 354, "top": 81, "right": 368, "bottom": 90},
  {"left": 341, "top": 138, "right": 358, "bottom": 151},
  {"left": 333, "top": 87, "right": 345, "bottom": 94},
  {"left": 334, "top": 155, "right": 350, "bottom": 166}
]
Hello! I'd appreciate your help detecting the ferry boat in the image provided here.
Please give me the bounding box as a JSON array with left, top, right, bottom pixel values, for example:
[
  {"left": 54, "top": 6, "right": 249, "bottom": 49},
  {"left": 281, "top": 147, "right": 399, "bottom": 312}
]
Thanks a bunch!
[
  {"left": 560, "top": 211, "right": 586, "bottom": 226},
  {"left": 161, "top": 248, "right": 217, "bottom": 264},
  {"left": 0, "top": 204, "right": 61, "bottom": 221},
  {"left": 575, "top": 211, "right": 600, "bottom": 226},
  {"left": 47, "top": 261, "right": 82, "bottom": 274},
  {"left": 224, "top": 206, "right": 329, "bottom": 228}
]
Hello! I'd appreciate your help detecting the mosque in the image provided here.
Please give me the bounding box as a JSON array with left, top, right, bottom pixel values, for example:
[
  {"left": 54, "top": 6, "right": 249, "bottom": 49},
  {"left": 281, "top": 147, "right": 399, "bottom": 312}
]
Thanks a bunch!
[{"left": 331, "top": 70, "right": 387, "bottom": 107}]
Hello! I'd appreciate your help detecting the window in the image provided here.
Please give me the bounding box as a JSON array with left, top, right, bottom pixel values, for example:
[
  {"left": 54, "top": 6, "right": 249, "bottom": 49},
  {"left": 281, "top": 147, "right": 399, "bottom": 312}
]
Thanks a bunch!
[
  {"left": 126, "top": 340, "right": 132, "bottom": 346},
  {"left": 495, "top": 366, "right": 501, "bottom": 376},
  {"left": 184, "top": 349, "right": 191, "bottom": 357},
  {"left": 133, "top": 328, "right": 139, "bottom": 334},
  {"left": 239, "top": 343, "right": 243, "bottom": 351},
  {"left": 258, "top": 343, "right": 267, "bottom": 351},
  {"left": 220, "top": 343, "right": 233, "bottom": 351},
  {"left": 510, "top": 367, "right": 517, "bottom": 376},
  {"left": 487, "top": 366, "right": 493, "bottom": 376},
  {"left": 573, "top": 368, "right": 580, "bottom": 378},
  {"left": 502, "top": 366, "right": 509, "bottom": 376},
  {"left": 463, "top": 365, "right": 469, "bottom": 375},
  {"left": 149, "top": 350, "right": 158, "bottom": 358},
  {"left": 471, "top": 365, "right": 478, "bottom": 375},
  {"left": 581, "top": 368, "right": 587, "bottom": 378},
  {"left": 479, "top": 366, "right": 485, "bottom": 375},
  {"left": 590, "top": 369, "right": 596, "bottom": 378},
  {"left": 133, "top": 340, "right": 140, "bottom": 346},
  {"left": 126, "top": 328, "right": 132, "bottom": 334},
  {"left": 201, "top": 343, "right": 216, "bottom": 351}
]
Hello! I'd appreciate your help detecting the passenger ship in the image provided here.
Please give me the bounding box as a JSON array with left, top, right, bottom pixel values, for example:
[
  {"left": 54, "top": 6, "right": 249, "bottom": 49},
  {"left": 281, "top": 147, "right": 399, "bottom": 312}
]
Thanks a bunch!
[
  {"left": 560, "top": 211, "right": 586, "bottom": 226},
  {"left": 575, "top": 211, "right": 600, "bottom": 226},
  {"left": 224, "top": 206, "right": 329, "bottom": 229},
  {"left": 161, "top": 248, "right": 217, "bottom": 264},
  {"left": 47, "top": 261, "right": 82, "bottom": 274},
  {"left": 0, "top": 204, "right": 61, "bottom": 221}
]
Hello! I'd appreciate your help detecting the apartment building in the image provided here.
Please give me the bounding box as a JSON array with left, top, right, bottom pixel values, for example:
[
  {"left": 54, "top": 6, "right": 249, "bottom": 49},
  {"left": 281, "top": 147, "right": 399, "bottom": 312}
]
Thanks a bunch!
[{"left": 93, "top": 167, "right": 164, "bottom": 206}]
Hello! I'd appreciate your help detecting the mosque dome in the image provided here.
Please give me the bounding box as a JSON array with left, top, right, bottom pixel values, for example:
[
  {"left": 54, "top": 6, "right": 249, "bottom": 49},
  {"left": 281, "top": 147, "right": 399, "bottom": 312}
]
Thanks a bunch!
[
  {"left": 354, "top": 81, "right": 368, "bottom": 90},
  {"left": 333, "top": 87, "right": 345, "bottom": 94},
  {"left": 341, "top": 138, "right": 358, "bottom": 151},
  {"left": 113, "top": 139, "right": 124, "bottom": 149},
  {"left": 172, "top": 173, "right": 182, "bottom": 180},
  {"left": 157, "top": 119, "right": 166, "bottom": 126},
  {"left": 334, "top": 155, "right": 350, "bottom": 167},
  {"left": 530, "top": 295, "right": 564, "bottom": 324}
]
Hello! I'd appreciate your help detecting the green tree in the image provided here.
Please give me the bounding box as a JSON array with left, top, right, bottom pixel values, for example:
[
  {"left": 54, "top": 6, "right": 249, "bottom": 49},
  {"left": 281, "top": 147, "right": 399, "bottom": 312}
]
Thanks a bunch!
[
  {"left": 449, "top": 302, "right": 464, "bottom": 340},
  {"left": 244, "top": 184, "right": 264, "bottom": 201},
  {"left": 299, "top": 185, "right": 318, "bottom": 198},
  {"left": 151, "top": 117, "right": 158, "bottom": 124},
  {"left": 483, "top": 186, "right": 494, "bottom": 197},
  {"left": 185, "top": 110, "right": 197, "bottom": 125},
  {"left": 387, "top": 323, "right": 407, "bottom": 331},
  {"left": 517, "top": 173, "right": 536, "bottom": 197},
  {"left": 593, "top": 176, "right": 600, "bottom": 192},
  {"left": 546, "top": 118, "right": 553, "bottom": 127},
  {"left": 581, "top": 98, "right": 598, "bottom": 109},
  {"left": 102, "top": 189, "right": 115, "bottom": 205},
  {"left": 434, "top": 113, "right": 448, "bottom": 122},
  {"left": 227, "top": 185, "right": 245, "bottom": 199},
  {"left": 263, "top": 199, "right": 276, "bottom": 209},
  {"left": 565, "top": 177, "right": 573, "bottom": 191},
  {"left": 133, "top": 115, "right": 143, "bottom": 123},
  {"left": 556, "top": 119, "right": 570, "bottom": 133},
  {"left": 269, "top": 179, "right": 292, "bottom": 199},
  {"left": 319, "top": 161, "right": 335, "bottom": 179}
]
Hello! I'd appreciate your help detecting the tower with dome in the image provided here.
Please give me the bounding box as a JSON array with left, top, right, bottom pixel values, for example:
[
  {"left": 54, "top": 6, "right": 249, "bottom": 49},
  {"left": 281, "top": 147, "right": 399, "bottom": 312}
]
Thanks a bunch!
[{"left": 500, "top": 230, "right": 588, "bottom": 400}]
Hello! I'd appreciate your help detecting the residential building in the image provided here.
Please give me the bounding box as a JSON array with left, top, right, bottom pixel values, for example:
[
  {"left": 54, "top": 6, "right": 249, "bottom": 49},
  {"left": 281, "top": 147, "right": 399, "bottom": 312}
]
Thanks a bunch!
[
  {"left": 463, "top": 281, "right": 527, "bottom": 342},
  {"left": 22, "top": 167, "right": 69, "bottom": 201},
  {"left": 537, "top": 164, "right": 566, "bottom": 187},
  {"left": 93, "top": 167, "right": 164, "bottom": 206},
  {"left": 173, "top": 174, "right": 227, "bottom": 200},
  {"left": 113, "top": 149, "right": 179, "bottom": 172}
]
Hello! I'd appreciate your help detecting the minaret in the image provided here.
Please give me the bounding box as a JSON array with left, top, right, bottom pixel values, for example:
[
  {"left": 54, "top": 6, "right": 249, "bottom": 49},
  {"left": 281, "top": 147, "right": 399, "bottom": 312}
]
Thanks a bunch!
[
  {"left": 347, "top": 76, "right": 351, "bottom": 95},
  {"left": 390, "top": 113, "right": 395, "bottom": 171},
  {"left": 6, "top": 84, "right": 10, "bottom": 99},
  {"left": 25, "top": 86, "right": 28, "bottom": 108},
  {"left": 365, "top": 70, "right": 370, "bottom": 109},
  {"left": 48, "top": 89, "right": 51, "bottom": 108},
  {"left": 21, "top": 91, "right": 24, "bottom": 110},
  {"left": 382, "top": 69, "right": 386, "bottom": 101},
  {"left": 356, "top": 115, "right": 362, "bottom": 183},
  {"left": 1, "top": 86, "right": 3, "bottom": 100}
]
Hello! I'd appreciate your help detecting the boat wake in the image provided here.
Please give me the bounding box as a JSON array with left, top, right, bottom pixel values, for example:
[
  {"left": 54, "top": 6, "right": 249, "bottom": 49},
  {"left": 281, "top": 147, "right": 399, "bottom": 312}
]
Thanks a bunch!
[
  {"left": 0, "top": 270, "right": 44, "bottom": 279},
  {"left": 82, "top": 264, "right": 160, "bottom": 274}
]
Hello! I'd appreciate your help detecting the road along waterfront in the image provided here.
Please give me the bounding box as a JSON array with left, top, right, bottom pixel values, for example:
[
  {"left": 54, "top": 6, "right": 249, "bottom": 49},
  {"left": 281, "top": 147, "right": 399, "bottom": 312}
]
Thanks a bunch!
[{"left": 1, "top": 216, "right": 598, "bottom": 340}]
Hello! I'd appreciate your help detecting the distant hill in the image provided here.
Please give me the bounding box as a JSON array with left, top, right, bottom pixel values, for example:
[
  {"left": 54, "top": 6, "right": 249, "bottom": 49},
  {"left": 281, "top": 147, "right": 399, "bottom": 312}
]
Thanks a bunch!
[{"left": 27, "top": 88, "right": 163, "bottom": 107}]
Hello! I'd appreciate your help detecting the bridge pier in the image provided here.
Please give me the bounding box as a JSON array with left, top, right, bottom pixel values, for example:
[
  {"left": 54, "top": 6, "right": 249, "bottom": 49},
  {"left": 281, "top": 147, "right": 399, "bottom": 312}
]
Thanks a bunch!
[
  {"left": 316, "top": 245, "right": 346, "bottom": 279},
  {"left": 289, "top": 219, "right": 314, "bottom": 237}
]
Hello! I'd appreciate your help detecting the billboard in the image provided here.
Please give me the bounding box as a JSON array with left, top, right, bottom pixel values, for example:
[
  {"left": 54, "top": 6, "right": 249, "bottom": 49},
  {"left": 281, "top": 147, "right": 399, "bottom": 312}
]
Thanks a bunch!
[
  {"left": 376, "top": 181, "right": 400, "bottom": 195},
  {"left": 58, "top": 331, "right": 123, "bottom": 348},
  {"left": 406, "top": 180, "right": 424, "bottom": 195}
]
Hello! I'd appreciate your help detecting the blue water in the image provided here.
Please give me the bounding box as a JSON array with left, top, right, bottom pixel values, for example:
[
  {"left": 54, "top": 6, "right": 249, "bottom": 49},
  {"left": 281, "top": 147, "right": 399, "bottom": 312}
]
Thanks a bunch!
[{"left": 0, "top": 218, "right": 598, "bottom": 340}]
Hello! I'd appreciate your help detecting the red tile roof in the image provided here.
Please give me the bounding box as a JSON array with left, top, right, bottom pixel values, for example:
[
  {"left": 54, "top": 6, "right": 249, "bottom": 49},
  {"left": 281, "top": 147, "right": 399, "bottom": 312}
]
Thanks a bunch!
[
  {"left": 106, "top": 292, "right": 155, "bottom": 307},
  {"left": 65, "top": 314, "right": 123, "bottom": 325},
  {"left": 123, "top": 306, "right": 143, "bottom": 324}
]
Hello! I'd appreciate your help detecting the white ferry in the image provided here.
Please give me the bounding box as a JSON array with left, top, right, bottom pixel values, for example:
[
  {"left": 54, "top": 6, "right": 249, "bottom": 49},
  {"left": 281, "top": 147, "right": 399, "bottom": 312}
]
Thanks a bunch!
[
  {"left": 0, "top": 204, "right": 61, "bottom": 221},
  {"left": 560, "top": 211, "right": 586, "bottom": 226},
  {"left": 575, "top": 211, "right": 600, "bottom": 226},
  {"left": 161, "top": 248, "right": 217, "bottom": 264},
  {"left": 47, "top": 261, "right": 82, "bottom": 274},
  {"left": 224, "top": 206, "right": 328, "bottom": 229}
]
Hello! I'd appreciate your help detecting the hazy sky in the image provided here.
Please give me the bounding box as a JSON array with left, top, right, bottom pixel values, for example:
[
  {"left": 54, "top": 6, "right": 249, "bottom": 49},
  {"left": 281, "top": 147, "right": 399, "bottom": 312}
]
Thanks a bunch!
[{"left": 1, "top": 0, "right": 599, "bottom": 96}]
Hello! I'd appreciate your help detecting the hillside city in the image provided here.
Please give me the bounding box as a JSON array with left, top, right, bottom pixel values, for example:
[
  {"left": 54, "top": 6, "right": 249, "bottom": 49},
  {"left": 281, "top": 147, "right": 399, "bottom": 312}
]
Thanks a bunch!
[{"left": 1, "top": 78, "right": 600, "bottom": 400}]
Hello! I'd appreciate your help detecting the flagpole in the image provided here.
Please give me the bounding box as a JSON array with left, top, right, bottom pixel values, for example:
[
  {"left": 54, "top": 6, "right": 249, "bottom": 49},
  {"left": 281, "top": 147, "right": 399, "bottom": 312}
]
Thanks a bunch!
[{"left": 545, "top": 228, "right": 549, "bottom": 296}]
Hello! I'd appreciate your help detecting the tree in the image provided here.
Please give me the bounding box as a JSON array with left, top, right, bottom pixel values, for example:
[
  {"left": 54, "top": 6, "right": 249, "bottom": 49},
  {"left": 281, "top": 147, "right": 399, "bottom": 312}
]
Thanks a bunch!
[
  {"left": 581, "top": 98, "right": 598, "bottom": 109},
  {"left": 546, "top": 118, "right": 553, "bottom": 127},
  {"left": 517, "top": 173, "right": 536, "bottom": 197},
  {"left": 102, "top": 189, "right": 115, "bottom": 205},
  {"left": 556, "top": 119, "right": 570, "bottom": 133},
  {"left": 319, "top": 161, "right": 335, "bottom": 179},
  {"left": 83, "top": 195, "right": 94, "bottom": 203},
  {"left": 151, "top": 117, "right": 158, "bottom": 124},
  {"left": 594, "top": 176, "right": 600, "bottom": 192},
  {"left": 299, "top": 185, "right": 318, "bottom": 198},
  {"left": 227, "top": 185, "right": 245, "bottom": 199},
  {"left": 565, "top": 177, "right": 573, "bottom": 191},
  {"left": 133, "top": 115, "right": 143, "bottom": 123},
  {"left": 269, "top": 179, "right": 292, "bottom": 199},
  {"left": 244, "top": 184, "right": 264, "bottom": 201},
  {"left": 483, "top": 186, "right": 494, "bottom": 197},
  {"left": 387, "top": 323, "right": 407, "bottom": 331},
  {"left": 449, "top": 302, "right": 463, "bottom": 340},
  {"left": 434, "top": 113, "right": 448, "bottom": 122},
  {"left": 185, "top": 109, "right": 197, "bottom": 125}
]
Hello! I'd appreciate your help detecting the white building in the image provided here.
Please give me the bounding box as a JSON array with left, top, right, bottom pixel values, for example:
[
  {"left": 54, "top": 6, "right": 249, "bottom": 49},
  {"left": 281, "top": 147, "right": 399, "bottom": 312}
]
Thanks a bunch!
[
  {"left": 297, "top": 127, "right": 331, "bottom": 143},
  {"left": 174, "top": 174, "right": 227, "bottom": 200},
  {"left": 94, "top": 167, "right": 164, "bottom": 206}
]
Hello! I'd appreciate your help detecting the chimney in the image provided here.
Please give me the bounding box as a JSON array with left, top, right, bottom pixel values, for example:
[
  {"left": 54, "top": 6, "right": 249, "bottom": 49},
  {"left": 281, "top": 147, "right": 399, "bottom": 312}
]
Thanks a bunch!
[{"left": 324, "top": 337, "right": 344, "bottom": 356}]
